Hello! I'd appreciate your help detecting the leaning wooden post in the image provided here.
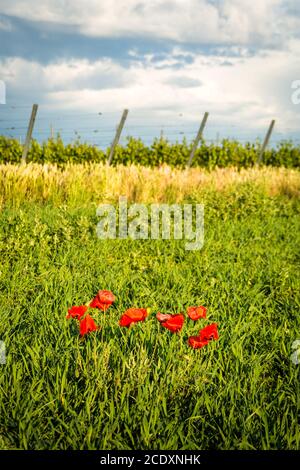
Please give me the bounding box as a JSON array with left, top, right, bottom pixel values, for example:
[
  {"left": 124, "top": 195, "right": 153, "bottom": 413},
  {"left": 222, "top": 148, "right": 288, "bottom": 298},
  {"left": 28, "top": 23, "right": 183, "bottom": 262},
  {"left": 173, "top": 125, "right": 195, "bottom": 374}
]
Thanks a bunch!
[
  {"left": 22, "top": 104, "right": 38, "bottom": 162},
  {"left": 186, "top": 111, "right": 209, "bottom": 167},
  {"left": 107, "top": 109, "right": 129, "bottom": 166},
  {"left": 50, "top": 123, "right": 54, "bottom": 140},
  {"left": 257, "top": 119, "right": 275, "bottom": 164}
]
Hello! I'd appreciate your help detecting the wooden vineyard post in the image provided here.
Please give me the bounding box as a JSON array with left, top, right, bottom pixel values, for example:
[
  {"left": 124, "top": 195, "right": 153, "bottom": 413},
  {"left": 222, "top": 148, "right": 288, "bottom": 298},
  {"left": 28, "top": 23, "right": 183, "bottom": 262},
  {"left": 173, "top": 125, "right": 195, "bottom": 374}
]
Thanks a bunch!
[
  {"left": 257, "top": 119, "right": 275, "bottom": 164},
  {"left": 107, "top": 109, "right": 129, "bottom": 166},
  {"left": 186, "top": 111, "right": 209, "bottom": 168},
  {"left": 22, "top": 104, "right": 38, "bottom": 162}
]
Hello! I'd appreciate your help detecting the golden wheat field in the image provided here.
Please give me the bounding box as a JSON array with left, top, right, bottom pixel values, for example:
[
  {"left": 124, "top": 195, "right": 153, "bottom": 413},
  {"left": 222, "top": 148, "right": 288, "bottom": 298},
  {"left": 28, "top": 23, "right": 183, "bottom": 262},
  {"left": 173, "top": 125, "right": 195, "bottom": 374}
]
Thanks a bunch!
[{"left": 0, "top": 164, "right": 299, "bottom": 207}]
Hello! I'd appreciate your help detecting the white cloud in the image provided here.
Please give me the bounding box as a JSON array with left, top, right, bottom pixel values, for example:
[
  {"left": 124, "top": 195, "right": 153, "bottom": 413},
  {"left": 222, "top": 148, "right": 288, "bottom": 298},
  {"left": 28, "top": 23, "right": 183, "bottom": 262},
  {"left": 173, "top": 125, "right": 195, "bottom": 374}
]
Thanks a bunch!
[
  {"left": 1, "top": 42, "right": 299, "bottom": 132},
  {"left": 0, "top": 57, "right": 128, "bottom": 93},
  {"left": 0, "top": 0, "right": 295, "bottom": 47},
  {"left": 0, "top": 1, "right": 299, "bottom": 138}
]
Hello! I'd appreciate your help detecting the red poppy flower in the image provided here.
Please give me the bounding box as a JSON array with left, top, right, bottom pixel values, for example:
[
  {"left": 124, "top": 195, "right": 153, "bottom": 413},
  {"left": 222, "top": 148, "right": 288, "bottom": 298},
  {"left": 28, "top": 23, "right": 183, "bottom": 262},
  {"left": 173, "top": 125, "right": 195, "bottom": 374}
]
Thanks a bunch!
[
  {"left": 79, "top": 314, "right": 98, "bottom": 336},
  {"left": 188, "top": 323, "right": 219, "bottom": 349},
  {"left": 67, "top": 305, "right": 87, "bottom": 320},
  {"left": 160, "top": 314, "right": 184, "bottom": 333},
  {"left": 156, "top": 312, "right": 172, "bottom": 322},
  {"left": 188, "top": 336, "right": 209, "bottom": 349},
  {"left": 187, "top": 306, "right": 207, "bottom": 321},
  {"left": 90, "top": 290, "right": 115, "bottom": 311},
  {"left": 119, "top": 308, "right": 149, "bottom": 328},
  {"left": 199, "top": 323, "right": 219, "bottom": 341}
]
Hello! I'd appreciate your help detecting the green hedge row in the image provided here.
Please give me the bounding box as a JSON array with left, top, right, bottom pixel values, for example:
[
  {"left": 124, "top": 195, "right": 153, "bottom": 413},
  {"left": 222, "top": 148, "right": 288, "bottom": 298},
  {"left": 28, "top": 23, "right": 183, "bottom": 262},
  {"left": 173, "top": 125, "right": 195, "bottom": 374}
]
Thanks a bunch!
[{"left": 0, "top": 135, "right": 299, "bottom": 168}]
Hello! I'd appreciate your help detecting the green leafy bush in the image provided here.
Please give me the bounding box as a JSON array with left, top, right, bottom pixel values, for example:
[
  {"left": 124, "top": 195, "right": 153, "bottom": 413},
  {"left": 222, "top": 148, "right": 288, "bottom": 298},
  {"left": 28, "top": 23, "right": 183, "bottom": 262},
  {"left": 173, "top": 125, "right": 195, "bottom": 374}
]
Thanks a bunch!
[{"left": 0, "top": 135, "right": 299, "bottom": 168}]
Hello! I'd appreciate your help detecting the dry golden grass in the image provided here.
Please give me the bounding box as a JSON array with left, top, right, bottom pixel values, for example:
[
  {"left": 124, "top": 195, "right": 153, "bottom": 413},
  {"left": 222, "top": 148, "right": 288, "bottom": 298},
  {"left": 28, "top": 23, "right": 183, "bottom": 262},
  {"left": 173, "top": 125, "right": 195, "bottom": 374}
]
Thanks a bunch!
[{"left": 0, "top": 163, "right": 299, "bottom": 207}]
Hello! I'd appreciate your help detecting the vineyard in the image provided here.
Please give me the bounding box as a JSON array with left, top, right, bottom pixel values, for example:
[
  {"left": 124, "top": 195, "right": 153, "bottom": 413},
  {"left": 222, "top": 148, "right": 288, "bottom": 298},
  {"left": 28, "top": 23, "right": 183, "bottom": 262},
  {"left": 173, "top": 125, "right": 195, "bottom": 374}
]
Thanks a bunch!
[{"left": 0, "top": 135, "right": 300, "bottom": 167}]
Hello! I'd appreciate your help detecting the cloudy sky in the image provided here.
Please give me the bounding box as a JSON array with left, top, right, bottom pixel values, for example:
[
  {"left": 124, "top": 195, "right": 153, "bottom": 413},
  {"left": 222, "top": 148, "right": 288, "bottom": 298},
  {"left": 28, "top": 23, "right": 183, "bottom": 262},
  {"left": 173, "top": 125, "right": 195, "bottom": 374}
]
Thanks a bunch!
[{"left": 0, "top": 0, "right": 299, "bottom": 144}]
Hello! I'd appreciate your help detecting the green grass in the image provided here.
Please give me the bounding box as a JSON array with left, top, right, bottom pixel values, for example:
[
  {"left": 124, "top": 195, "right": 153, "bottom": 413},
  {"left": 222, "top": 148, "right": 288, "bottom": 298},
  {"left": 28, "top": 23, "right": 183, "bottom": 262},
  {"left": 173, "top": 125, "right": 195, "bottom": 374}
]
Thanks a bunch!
[{"left": 0, "top": 174, "right": 300, "bottom": 450}]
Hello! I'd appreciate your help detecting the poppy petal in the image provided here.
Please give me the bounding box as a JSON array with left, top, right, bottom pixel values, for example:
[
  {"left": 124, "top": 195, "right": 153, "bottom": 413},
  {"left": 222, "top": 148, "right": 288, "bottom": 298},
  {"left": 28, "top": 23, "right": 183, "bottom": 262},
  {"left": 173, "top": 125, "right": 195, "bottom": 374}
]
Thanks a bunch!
[
  {"left": 187, "top": 306, "right": 207, "bottom": 321},
  {"left": 199, "top": 323, "right": 219, "bottom": 341},
  {"left": 188, "top": 336, "right": 209, "bottom": 349},
  {"left": 119, "top": 308, "right": 148, "bottom": 327},
  {"left": 79, "top": 314, "right": 98, "bottom": 336},
  {"left": 90, "top": 290, "right": 115, "bottom": 311},
  {"left": 99, "top": 290, "right": 115, "bottom": 304},
  {"left": 67, "top": 305, "right": 87, "bottom": 320},
  {"left": 156, "top": 312, "right": 172, "bottom": 322},
  {"left": 124, "top": 308, "right": 148, "bottom": 321},
  {"left": 188, "top": 324, "right": 219, "bottom": 349},
  {"left": 119, "top": 314, "right": 132, "bottom": 327},
  {"left": 89, "top": 298, "right": 109, "bottom": 311},
  {"left": 161, "top": 314, "right": 184, "bottom": 333}
]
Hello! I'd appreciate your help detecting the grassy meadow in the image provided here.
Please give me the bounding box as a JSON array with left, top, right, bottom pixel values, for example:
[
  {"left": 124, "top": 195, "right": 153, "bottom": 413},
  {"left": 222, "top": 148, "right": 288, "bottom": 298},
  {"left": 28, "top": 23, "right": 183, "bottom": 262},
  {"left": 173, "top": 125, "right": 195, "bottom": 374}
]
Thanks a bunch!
[{"left": 0, "top": 163, "right": 299, "bottom": 449}]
